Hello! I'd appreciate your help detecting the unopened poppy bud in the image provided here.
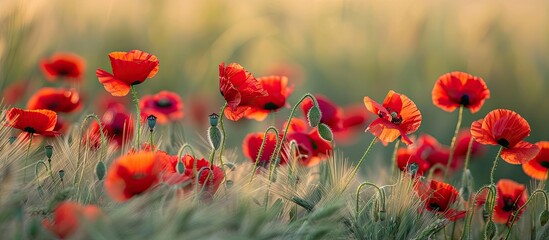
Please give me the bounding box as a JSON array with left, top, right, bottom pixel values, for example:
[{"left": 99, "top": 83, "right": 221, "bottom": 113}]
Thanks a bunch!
[
  {"left": 317, "top": 123, "right": 333, "bottom": 142},
  {"left": 176, "top": 161, "right": 185, "bottom": 174},
  {"left": 58, "top": 170, "right": 65, "bottom": 181},
  {"left": 45, "top": 145, "right": 53, "bottom": 159},
  {"left": 307, "top": 106, "right": 321, "bottom": 128},
  {"left": 540, "top": 210, "right": 549, "bottom": 226},
  {"left": 208, "top": 126, "right": 222, "bottom": 150},
  {"left": 9, "top": 136, "right": 17, "bottom": 144},
  {"left": 209, "top": 113, "right": 219, "bottom": 127},
  {"left": 147, "top": 115, "right": 157, "bottom": 131},
  {"left": 95, "top": 161, "right": 106, "bottom": 180},
  {"left": 485, "top": 220, "right": 496, "bottom": 240}
]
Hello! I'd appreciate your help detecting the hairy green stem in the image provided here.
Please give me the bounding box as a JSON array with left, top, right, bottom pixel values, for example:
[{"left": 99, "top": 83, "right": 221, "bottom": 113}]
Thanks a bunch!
[
  {"left": 355, "top": 182, "right": 385, "bottom": 216},
  {"left": 489, "top": 147, "right": 503, "bottom": 185},
  {"left": 462, "top": 185, "right": 494, "bottom": 240},
  {"left": 343, "top": 137, "right": 377, "bottom": 191},
  {"left": 217, "top": 103, "right": 228, "bottom": 181},
  {"left": 130, "top": 85, "right": 141, "bottom": 148},
  {"left": 250, "top": 126, "right": 279, "bottom": 183},
  {"left": 390, "top": 139, "right": 400, "bottom": 179},
  {"left": 443, "top": 105, "right": 463, "bottom": 181},
  {"left": 505, "top": 189, "right": 549, "bottom": 239}
]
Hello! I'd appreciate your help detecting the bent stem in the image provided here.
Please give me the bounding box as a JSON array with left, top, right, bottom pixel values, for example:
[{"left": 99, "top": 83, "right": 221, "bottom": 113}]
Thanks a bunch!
[
  {"left": 462, "top": 185, "right": 494, "bottom": 240},
  {"left": 130, "top": 85, "right": 141, "bottom": 149},
  {"left": 343, "top": 137, "right": 377, "bottom": 191},
  {"left": 217, "top": 104, "right": 228, "bottom": 180},
  {"left": 443, "top": 105, "right": 463, "bottom": 181},
  {"left": 505, "top": 189, "right": 549, "bottom": 239},
  {"left": 250, "top": 126, "right": 279, "bottom": 183},
  {"left": 273, "top": 93, "right": 318, "bottom": 161},
  {"left": 355, "top": 182, "right": 385, "bottom": 216}
]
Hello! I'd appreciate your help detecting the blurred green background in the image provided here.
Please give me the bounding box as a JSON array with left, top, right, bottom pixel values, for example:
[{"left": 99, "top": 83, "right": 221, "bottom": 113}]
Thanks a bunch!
[{"left": 1, "top": 0, "right": 548, "bottom": 184}]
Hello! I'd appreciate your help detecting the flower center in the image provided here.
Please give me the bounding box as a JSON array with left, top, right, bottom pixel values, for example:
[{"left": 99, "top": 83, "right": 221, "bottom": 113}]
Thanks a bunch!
[
  {"left": 57, "top": 68, "right": 70, "bottom": 76},
  {"left": 502, "top": 197, "right": 517, "bottom": 212},
  {"left": 263, "top": 102, "right": 279, "bottom": 110},
  {"left": 540, "top": 161, "right": 549, "bottom": 169},
  {"left": 24, "top": 127, "right": 36, "bottom": 133},
  {"left": 390, "top": 112, "right": 402, "bottom": 125},
  {"left": 132, "top": 173, "right": 146, "bottom": 180},
  {"left": 155, "top": 98, "right": 173, "bottom": 108},
  {"left": 497, "top": 138, "right": 510, "bottom": 148},
  {"left": 429, "top": 202, "right": 441, "bottom": 211},
  {"left": 460, "top": 94, "right": 470, "bottom": 106}
]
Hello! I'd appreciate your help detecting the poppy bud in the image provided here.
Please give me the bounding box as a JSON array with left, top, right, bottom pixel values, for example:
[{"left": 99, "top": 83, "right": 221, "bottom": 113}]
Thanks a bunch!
[
  {"left": 209, "top": 113, "right": 219, "bottom": 127},
  {"left": 95, "top": 161, "right": 106, "bottom": 180},
  {"left": 45, "top": 145, "right": 53, "bottom": 159},
  {"left": 147, "top": 115, "right": 157, "bottom": 131},
  {"left": 176, "top": 161, "right": 185, "bottom": 174},
  {"left": 9, "top": 136, "right": 17, "bottom": 144},
  {"left": 484, "top": 220, "right": 496, "bottom": 240},
  {"left": 540, "top": 210, "right": 549, "bottom": 226},
  {"left": 317, "top": 123, "right": 333, "bottom": 142},
  {"left": 307, "top": 106, "right": 321, "bottom": 127},
  {"left": 58, "top": 170, "right": 65, "bottom": 181},
  {"left": 208, "top": 126, "right": 222, "bottom": 150}
]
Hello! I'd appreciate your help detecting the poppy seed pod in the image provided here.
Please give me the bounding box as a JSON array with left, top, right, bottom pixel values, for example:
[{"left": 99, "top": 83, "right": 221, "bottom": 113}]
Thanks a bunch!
[
  {"left": 45, "top": 145, "right": 53, "bottom": 159},
  {"left": 209, "top": 113, "right": 219, "bottom": 127},
  {"left": 58, "top": 170, "right": 65, "bottom": 181},
  {"left": 147, "top": 115, "right": 157, "bottom": 131}
]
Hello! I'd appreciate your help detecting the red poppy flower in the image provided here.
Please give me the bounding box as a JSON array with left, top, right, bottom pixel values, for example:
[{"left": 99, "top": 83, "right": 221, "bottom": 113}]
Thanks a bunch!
[
  {"left": 301, "top": 94, "right": 343, "bottom": 131},
  {"left": 396, "top": 148, "right": 431, "bottom": 176},
  {"left": 285, "top": 118, "right": 332, "bottom": 166},
  {"left": 493, "top": 179, "right": 528, "bottom": 225},
  {"left": 96, "top": 50, "right": 159, "bottom": 96},
  {"left": 26, "top": 87, "right": 81, "bottom": 113},
  {"left": 363, "top": 90, "right": 422, "bottom": 145},
  {"left": 85, "top": 104, "right": 133, "bottom": 149},
  {"left": 334, "top": 104, "right": 370, "bottom": 144},
  {"left": 105, "top": 151, "right": 162, "bottom": 201},
  {"left": 471, "top": 109, "right": 539, "bottom": 164},
  {"left": 2, "top": 81, "right": 28, "bottom": 105},
  {"left": 5, "top": 108, "right": 59, "bottom": 136},
  {"left": 432, "top": 71, "right": 490, "bottom": 113},
  {"left": 40, "top": 52, "right": 85, "bottom": 81},
  {"left": 139, "top": 91, "right": 184, "bottom": 124},
  {"left": 415, "top": 134, "right": 462, "bottom": 174},
  {"left": 43, "top": 201, "right": 101, "bottom": 239},
  {"left": 243, "top": 132, "right": 286, "bottom": 167},
  {"left": 415, "top": 180, "right": 466, "bottom": 221},
  {"left": 244, "top": 75, "right": 293, "bottom": 121},
  {"left": 454, "top": 128, "right": 485, "bottom": 159},
  {"left": 219, "top": 62, "right": 267, "bottom": 121},
  {"left": 522, "top": 141, "right": 549, "bottom": 180},
  {"left": 161, "top": 154, "right": 223, "bottom": 192}
]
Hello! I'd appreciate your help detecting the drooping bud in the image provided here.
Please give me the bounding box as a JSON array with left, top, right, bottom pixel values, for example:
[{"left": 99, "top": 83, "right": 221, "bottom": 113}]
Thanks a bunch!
[
  {"left": 540, "top": 210, "right": 549, "bottom": 226},
  {"left": 209, "top": 113, "right": 219, "bottom": 127},
  {"left": 460, "top": 169, "right": 473, "bottom": 199},
  {"left": 484, "top": 220, "right": 496, "bottom": 240},
  {"left": 147, "top": 115, "right": 157, "bottom": 131},
  {"left": 317, "top": 123, "right": 333, "bottom": 142},
  {"left": 95, "top": 161, "right": 106, "bottom": 180},
  {"left": 208, "top": 126, "right": 222, "bottom": 150},
  {"left": 44, "top": 145, "right": 53, "bottom": 159},
  {"left": 58, "top": 170, "right": 65, "bottom": 181},
  {"left": 9, "top": 136, "right": 17, "bottom": 144},
  {"left": 176, "top": 161, "right": 185, "bottom": 174},
  {"left": 307, "top": 106, "right": 321, "bottom": 127}
]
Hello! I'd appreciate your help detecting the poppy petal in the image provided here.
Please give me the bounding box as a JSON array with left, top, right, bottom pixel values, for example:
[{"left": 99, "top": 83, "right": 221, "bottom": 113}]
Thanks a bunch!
[
  {"left": 366, "top": 118, "right": 401, "bottom": 143},
  {"left": 471, "top": 119, "right": 496, "bottom": 145},
  {"left": 96, "top": 69, "right": 131, "bottom": 96},
  {"left": 500, "top": 141, "right": 540, "bottom": 164}
]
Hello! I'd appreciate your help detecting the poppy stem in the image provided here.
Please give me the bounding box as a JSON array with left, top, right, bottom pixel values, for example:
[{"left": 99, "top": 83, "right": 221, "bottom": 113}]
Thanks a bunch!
[
  {"left": 390, "top": 139, "right": 400, "bottom": 179},
  {"left": 443, "top": 105, "right": 464, "bottom": 181},
  {"left": 273, "top": 93, "right": 318, "bottom": 163},
  {"left": 149, "top": 130, "right": 154, "bottom": 147},
  {"left": 130, "top": 85, "right": 142, "bottom": 149},
  {"left": 344, "top": 137, "right": 377, "bottom": 191},
  {"left": 217, "top": 104, "right": 228, "bottom": 181},
  {"left": 24, "top": 134, "right": 34, "bottom": 183},
  {"left": 250, "top": 126, "right": 279, "bottom": 183},
  {"left": 355, "top": 182, "right": 385, "bottom": 217},
  {"left": 505, "top": 189, "right": 549, "bottom": 239},
  {"left": 461, "top": 137, "right": 475, "bottom": 173},
  {"left": 462, "top": 185, "right": 494, "bottom": 240},
  {"left": 489, "top": 147, "right": 503, "bottom": 185}
]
